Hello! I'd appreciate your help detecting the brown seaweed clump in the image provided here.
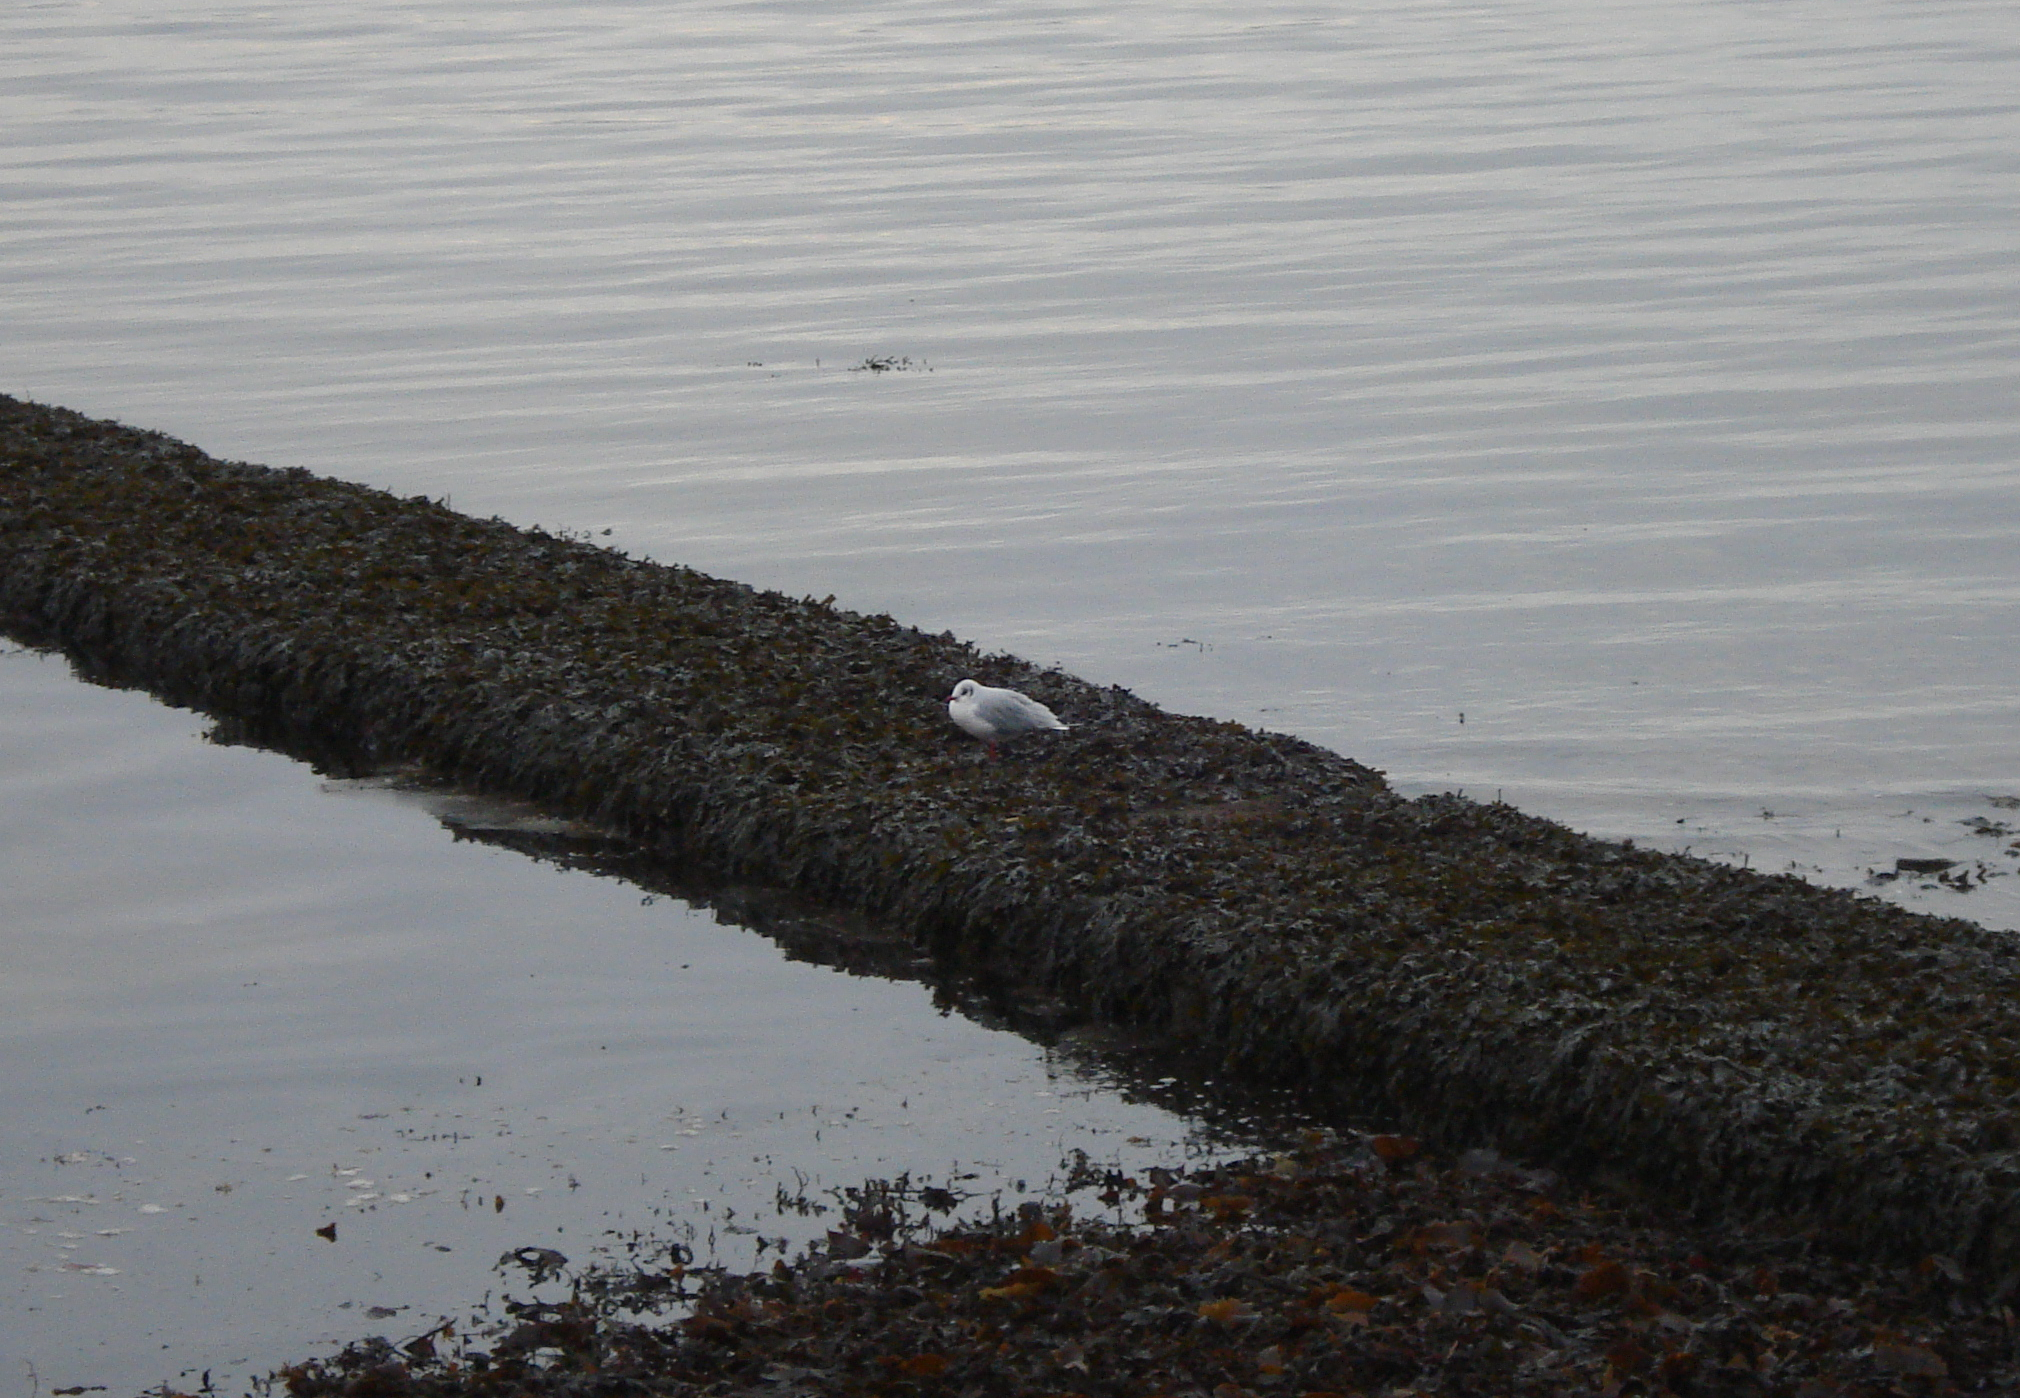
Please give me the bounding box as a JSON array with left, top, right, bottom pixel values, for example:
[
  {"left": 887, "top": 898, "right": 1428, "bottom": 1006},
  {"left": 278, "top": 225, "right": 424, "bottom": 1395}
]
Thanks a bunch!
[
  {"left": 6, "top": 393, "right": 2020, "bottom": 1275},
  {"left": 277, "top": 1134, "right": 2020, "bottom": 1398}
]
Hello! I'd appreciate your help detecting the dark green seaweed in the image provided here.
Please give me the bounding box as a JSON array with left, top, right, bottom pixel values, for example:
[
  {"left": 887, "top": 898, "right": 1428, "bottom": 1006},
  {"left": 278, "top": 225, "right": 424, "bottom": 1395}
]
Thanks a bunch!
[{"left": 6, "top": 394, "right": 2017, "bottom": 1276}]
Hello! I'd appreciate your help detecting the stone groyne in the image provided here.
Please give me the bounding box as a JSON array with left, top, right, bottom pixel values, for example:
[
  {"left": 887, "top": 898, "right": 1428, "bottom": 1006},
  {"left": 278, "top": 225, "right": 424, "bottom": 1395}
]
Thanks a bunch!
[{"left": 6, "top": 394, "right": 2019, "bottom": 1275}]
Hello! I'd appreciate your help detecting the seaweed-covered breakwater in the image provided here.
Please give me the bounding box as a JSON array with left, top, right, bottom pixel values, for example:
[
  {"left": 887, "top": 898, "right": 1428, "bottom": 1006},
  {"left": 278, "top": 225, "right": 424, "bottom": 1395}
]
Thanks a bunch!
[{"left": 5, "top": 394, "right": 2019, "bottom": 1275}]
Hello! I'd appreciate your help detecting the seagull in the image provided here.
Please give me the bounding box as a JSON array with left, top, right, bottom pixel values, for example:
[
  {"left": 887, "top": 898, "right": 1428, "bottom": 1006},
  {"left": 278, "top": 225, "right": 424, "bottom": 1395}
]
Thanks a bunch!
[{"left": 946, "top": 679, "right": 1068, "bottom": 758}]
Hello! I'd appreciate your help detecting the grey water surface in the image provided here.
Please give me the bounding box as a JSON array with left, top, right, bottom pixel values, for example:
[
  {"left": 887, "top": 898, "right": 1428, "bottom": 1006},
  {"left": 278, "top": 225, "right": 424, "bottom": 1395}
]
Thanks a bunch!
[{"left": 3, "top": 0, "right": 2019, "bottom": 1390}]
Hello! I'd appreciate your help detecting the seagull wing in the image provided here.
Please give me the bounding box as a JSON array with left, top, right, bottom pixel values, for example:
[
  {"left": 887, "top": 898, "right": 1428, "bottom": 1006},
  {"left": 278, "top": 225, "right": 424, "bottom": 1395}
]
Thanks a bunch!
[{"left": 975, "top": 688, "right": 1066, "bottom": 734}]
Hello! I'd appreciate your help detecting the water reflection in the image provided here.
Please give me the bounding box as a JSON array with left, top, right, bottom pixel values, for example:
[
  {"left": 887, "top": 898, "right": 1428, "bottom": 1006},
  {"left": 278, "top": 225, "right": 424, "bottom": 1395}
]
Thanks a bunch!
[
  {"left": 329, "top": 762, "right": 1306, "bottom": 1137},
  {"left": 0, "top": 648, "right": 1257, "bottom": 1395}
]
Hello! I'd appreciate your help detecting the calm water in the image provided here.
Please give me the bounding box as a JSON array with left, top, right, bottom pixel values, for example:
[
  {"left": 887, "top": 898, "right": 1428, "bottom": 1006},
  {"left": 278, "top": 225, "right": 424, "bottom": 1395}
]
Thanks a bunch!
[
  {"left": 3, "top": 0, "right": 2019, "bottom": 1388},
  {"left": 0, "top": 646, "right": 1218, "bottom": 1392}
]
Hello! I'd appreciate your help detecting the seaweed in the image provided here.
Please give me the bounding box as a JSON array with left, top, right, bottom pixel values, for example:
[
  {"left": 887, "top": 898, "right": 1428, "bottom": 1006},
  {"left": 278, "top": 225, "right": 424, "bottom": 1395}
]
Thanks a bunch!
[
  {"left": 278, "top": 1133, "right": 2015, "bottom": 1397},
  {"left": 7, "top": 394, "right": 2020, "bottom": 1278}
]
